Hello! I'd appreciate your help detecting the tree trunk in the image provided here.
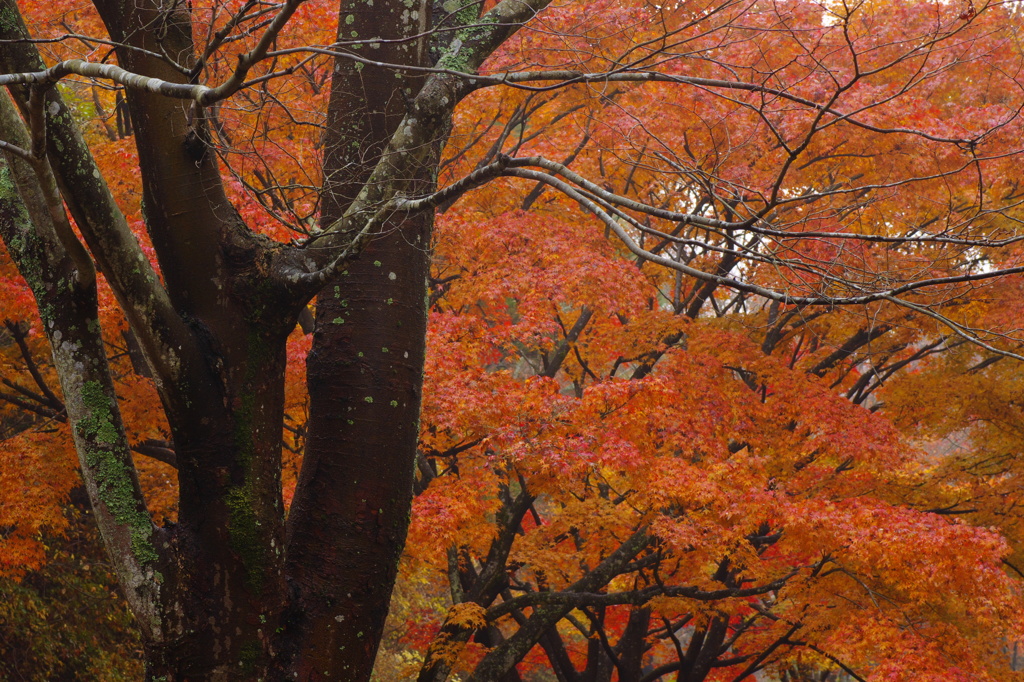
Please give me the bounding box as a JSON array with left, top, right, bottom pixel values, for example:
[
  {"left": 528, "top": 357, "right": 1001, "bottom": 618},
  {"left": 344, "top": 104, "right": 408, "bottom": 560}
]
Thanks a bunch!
[
  {"left": 283, "top": 211, "right": 431, "bottom": 678},
  {"left": 0, "top": 0, "right": 547, "bottom": 674},
  {"left": 282, "top": 1, "right": 433, "bottom": 674}
]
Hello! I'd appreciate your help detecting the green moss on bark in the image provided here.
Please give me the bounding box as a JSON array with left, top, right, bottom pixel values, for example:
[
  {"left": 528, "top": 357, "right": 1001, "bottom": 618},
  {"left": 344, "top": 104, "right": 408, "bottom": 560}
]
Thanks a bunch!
[
  {"left": 225, "top": 331, "right": 274, "bottom": 590},
  {"left": 225, "top": 480, "right": 264, "bottom": 590},
  {"left": 77, "top": 381, "right": 158, "bottom": 565}
]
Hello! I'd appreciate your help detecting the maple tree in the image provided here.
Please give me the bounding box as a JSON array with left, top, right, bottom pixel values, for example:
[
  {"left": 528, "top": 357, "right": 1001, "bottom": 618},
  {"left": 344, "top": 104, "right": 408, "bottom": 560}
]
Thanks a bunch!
[{"left": 3, "top": 0, "right": 1024, "bottom": 679}]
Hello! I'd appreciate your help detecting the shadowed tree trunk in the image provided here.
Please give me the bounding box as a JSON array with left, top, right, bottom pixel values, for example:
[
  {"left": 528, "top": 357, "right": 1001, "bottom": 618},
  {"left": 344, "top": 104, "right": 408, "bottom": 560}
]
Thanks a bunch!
[
  {"left": 282, "top": 6, "right": 434, "bottom": 672},
  {"left": 0, "top": 0, "right": 546, "bottom": 675}
]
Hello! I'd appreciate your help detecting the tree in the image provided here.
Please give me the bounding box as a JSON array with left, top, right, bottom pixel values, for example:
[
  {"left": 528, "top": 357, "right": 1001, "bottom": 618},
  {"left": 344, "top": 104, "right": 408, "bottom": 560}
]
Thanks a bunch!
[
  {"left": 2, "top": 0, "right": 1024, "bottom": 679},
  {"left": 402, "top": 211, "right": 1024, "bottom": 679}
]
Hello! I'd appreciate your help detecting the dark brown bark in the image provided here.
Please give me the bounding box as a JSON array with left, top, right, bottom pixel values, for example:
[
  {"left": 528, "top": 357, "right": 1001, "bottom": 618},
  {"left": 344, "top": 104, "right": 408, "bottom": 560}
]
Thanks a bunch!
[
  {"left": 615, "top": 607, "right": 652, "bottom": 682},
  {"left": 0, "top": 0, "right": 551, "bottom": 675},
  {"left": 79, "top": 0, "right": 294, "bottom": 675},
  {"left": 279, "top": 1, "right": 433, "bottom": 678},
  {"left": 282, "top": 211, "right": 431, "bottom": 679}
]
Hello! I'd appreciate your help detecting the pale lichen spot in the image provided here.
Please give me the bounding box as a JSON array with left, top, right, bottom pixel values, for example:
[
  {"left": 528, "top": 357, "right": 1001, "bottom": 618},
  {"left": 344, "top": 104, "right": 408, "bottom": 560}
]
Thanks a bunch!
[{"left": 389, "top": 271, "right": 397, "bottom": 280}]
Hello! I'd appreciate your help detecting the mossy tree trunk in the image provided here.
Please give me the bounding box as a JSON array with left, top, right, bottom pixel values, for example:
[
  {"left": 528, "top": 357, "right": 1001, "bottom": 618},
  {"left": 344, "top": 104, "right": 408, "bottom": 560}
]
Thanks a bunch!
[{"left": 0, "top": 0, "right": 548, "bottom": 677}]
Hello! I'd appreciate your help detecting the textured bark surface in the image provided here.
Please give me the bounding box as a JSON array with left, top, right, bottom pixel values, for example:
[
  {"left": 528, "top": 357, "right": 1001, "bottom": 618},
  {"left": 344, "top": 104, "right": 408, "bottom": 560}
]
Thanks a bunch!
[
  {"left": 0, "top": 0, "right": 547, "bottom": 675},
  {"left": 285, "top": 213, "right": 431, "bottom": 678},
  {"left": 282, "top": 4, "right": 433, "bottom": 675}
]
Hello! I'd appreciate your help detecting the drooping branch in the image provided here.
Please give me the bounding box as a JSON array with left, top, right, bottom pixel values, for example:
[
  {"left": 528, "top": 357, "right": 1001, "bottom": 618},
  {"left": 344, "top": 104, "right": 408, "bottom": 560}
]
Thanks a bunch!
[
  {"left": 499, "top": 156, "right": 1021, "bottom": 246},
  {"left": 498, "top": 165, "right": 1024, "bottom": 309}
]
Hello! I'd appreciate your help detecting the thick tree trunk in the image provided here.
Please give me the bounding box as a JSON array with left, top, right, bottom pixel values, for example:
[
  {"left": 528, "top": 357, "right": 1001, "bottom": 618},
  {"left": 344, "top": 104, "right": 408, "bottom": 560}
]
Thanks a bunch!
[
  {"left": 142, "top": 335, "right": 291, "bottom": 679},
  {"left": 284, "top": 212, "right": 431, "bottom": 678},
  {"left": 0, "top": 0, "right": 547, "bottom": 674},
  {"left": 281, "top": 1, "right": 433, "bottom": 674}
]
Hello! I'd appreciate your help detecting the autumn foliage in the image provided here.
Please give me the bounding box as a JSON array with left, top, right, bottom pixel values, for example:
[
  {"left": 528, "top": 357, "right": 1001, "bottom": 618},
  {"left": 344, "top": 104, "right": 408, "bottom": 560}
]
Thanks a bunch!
[{"left": 5, "top": 0, "right": 1024, "bottom": 680}]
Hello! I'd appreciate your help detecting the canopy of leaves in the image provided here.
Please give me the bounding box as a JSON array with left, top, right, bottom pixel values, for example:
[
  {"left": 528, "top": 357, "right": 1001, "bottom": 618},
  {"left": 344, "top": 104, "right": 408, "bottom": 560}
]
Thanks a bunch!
[{"left": 4, "top": 0, "right": 1024, "bottom": 680}]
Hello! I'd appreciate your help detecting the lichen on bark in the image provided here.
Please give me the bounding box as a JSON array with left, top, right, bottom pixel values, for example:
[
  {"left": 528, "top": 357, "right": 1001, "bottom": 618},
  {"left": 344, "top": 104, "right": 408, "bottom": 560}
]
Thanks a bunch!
[{"left": 75, "top": 380, "right": 159, "bottom": 565}]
